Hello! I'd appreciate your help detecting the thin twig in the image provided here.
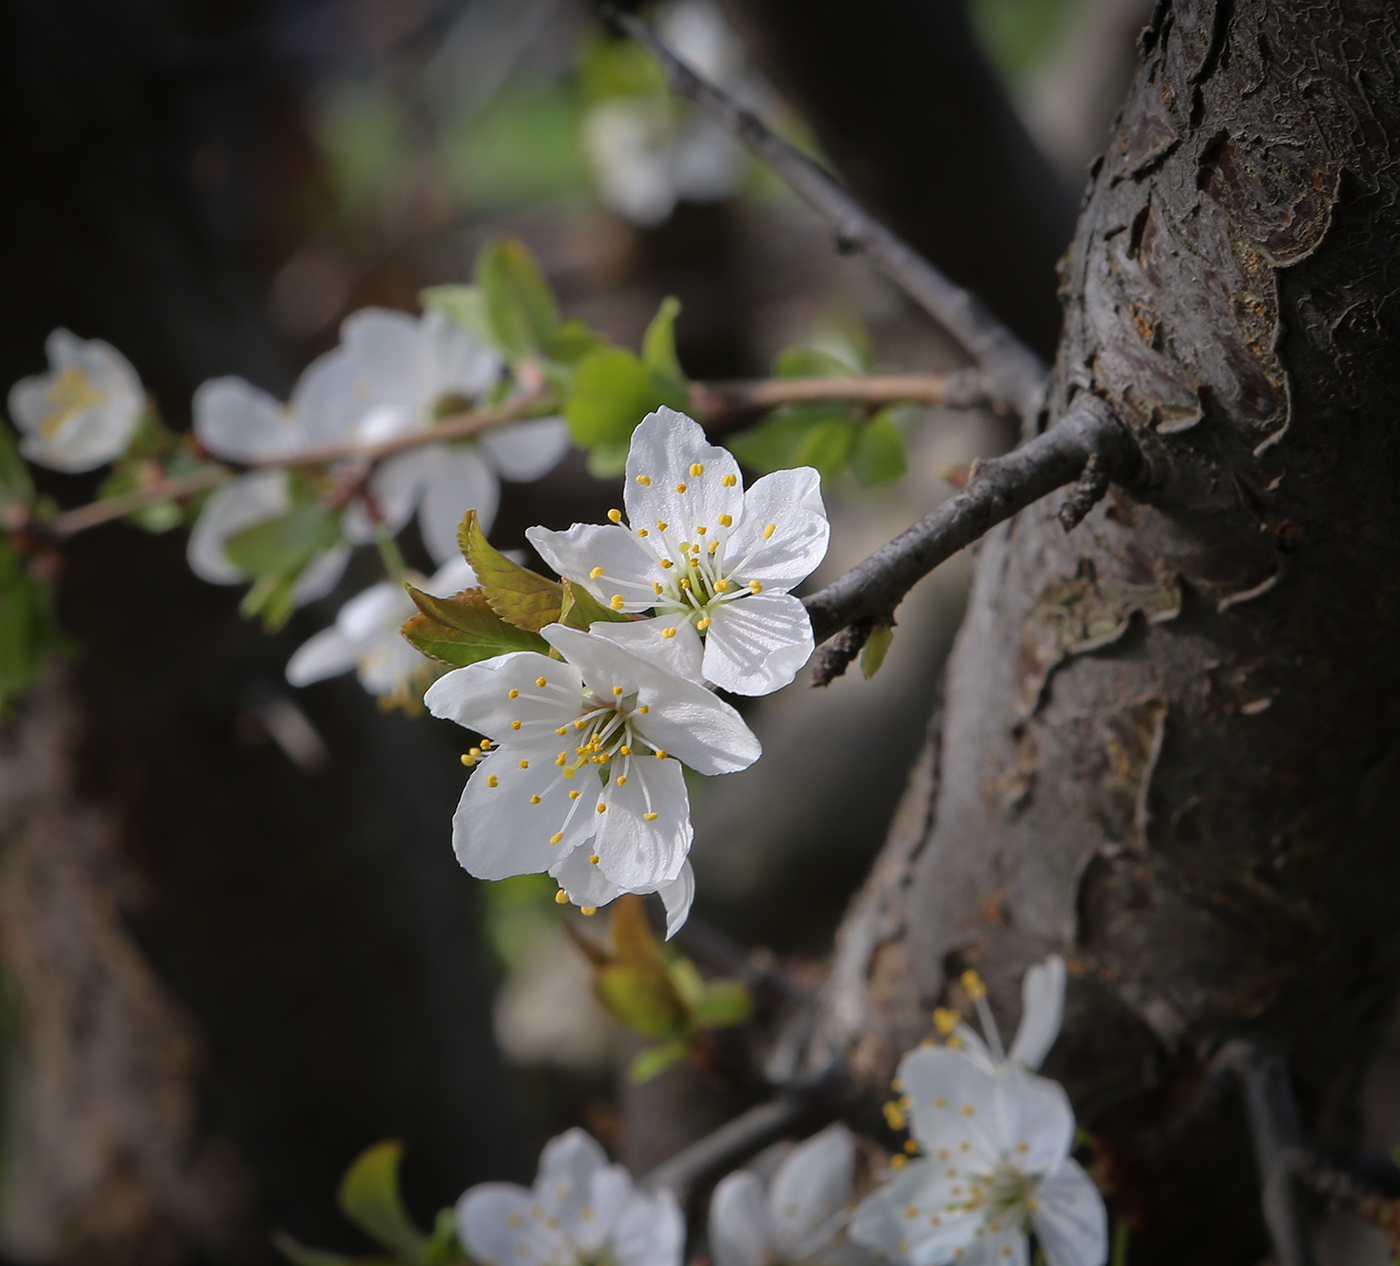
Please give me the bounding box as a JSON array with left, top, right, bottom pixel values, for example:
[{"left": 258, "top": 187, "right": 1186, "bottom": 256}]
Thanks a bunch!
[
  {"left": 642, "top": 1069, "right": 847, "bottom": 1202},
  {"left": 802, "top": 397, "right": 1136, "bottom": 644},
  {"left": 602, "top": 5, "right": 1048, "bottom": 419},
  {"left": 1057, "top": 451, "right": 1112, "bottom": 531},
  {"left": 808, "top": 619, "right": 876, "bottom": 687},
  {"left": 52, "top": 466, "right": 229, "bottom": 536}
]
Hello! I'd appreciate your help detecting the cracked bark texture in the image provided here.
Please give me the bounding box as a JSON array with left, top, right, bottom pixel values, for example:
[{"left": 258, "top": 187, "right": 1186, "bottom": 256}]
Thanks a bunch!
[{"left": 804, "top": 0, "right": 1400, "bottom": 1259}]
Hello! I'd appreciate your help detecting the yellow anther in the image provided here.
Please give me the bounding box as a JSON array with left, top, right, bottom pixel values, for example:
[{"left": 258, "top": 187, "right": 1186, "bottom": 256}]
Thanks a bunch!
[
  {"left": 613, "top": 685, "right": 624, "bottom": 695},
  {"left": 461, "top": 755, "right": 476, "bottom": 767},
  {"left": 934, "top": 1006, "right": 960, "bottom": 1035},
  {"left": 556, "top": 754, "right": 567, "bottom": 766},
  {"left": 636, "top": 474, "right": 652, "bottom": 486},
  {"left": 480, "top": 739, "right": 492, "bottom": 750},
  {"left": 575, "top": 719, "right": 588, "bottom": 728},
  {"left": 1027, "top": 1197, "right": 1040, "bottom": 1213},
  {"left": 637, "top": 528, "right": 648, "bottom": 537},
  {"left": 662, "top": 627, "right": 677, "bottom": 639},
  {"left": 550, "top": 832, "right": 564, "bottom": 845},
  {"left": 470, "top": 747, "right": 482, "bottom": 757},
  {"left": 960, "top": 969, "right": 987, "bottom": 1001},
  {"left": 519, "top": 760, "right": 529, "bottom": 769},
  {"left": 620, "top": 745, "right": 630, "bottom": 755},
  {"left": 590, "top": 566, "right": 605, "bottom": 579},
  {"left": 556, "top": 727, "right": 567, "bottom": 736},
  {"left": 709, "top": 540, "right": 719, "bottom": 554},
  {"left": 555, "top": 889, "right": 569, "bottom": 904},
  {"left": 509, "top": 689, "right": 519, "bottom": 699},
  {"left": 589, "top": 854, "right": 600, "bottom": 863},
  {"left": 891, "top": 1155, "right": 907, "bottom": 1170},
  {"left": 689, "top": 463, "right": 704, "bottom": 476},
  {"left": 593, "top": 754, "right": 606, "bottom": 764},
  {"left": 721, "top": 473, "right": 737, "bottom": 487},
  {"left": 675, "top": 483, "right": 687, "bottom": 493},
  {"left": 680, "top": 541, "right": 690, "bottom": 552},
  {"left": 653, "top": 582, "right": 663, "bottom": 595},
  {"left": 656, "top": 520, "right": 668, "bottom": 532},
  {"left": 715, "top": 579, "right": 730, "bottom": 592},
  {"left": 933, "top": 1096, "right": 947, "bottom": 1108},
  {"left": 1016, "top": 1140, "right": 1029, "bottom": 1153},
  {"left": 948, "top": 1034, "right": 963, "bottom": 1050},
  {"left": 569, "top": 791, "right": 580, "bottom": 800},
  {"left": 679, "top": 578, "right": 691, "bottom": 590},
  {"left": 536, "top": 677, "right": 547, "bottom": 688},
  {"left": 580, "top": 906, "right": 597, "bottom": 916},
  {"left": 530, "top": 794, "right": 541, "bottom": 804},
  {"left": 905, "top": 1206, "right": 917, "bottom": 1219},
  {"left": 697, "top": 617, "right": 711, "bottom": 631},
  {"left": 654, "top": 749, "right": 666, "bottom": 759},
  {"left": 904, "top": 1139, "right": 919, "bottom": 1154},
  {"left": 883, "top": 1101, "right": 907, "bottom": 1130},
  {"left": 962, "top": 1103, "right": 976, "bottom": 1117},
  {"left": 511, "top": 721, "right": 522, "bottom": 730},
  {"left": 749, "top": 580, "right": 763, "bottom": 593},
  {"left": 718, "top": 513, "right": 732, "bottom": 527},
  {"left": 617, "top": 775, "right": 627, "bottom": 785},
  {"left": 763, "top": 523, "right": 776, "bottom": 539},
  {"left": 487, "top": 775, "right": 499, "bottom": 788},
  {"left": 610, "top": 595, "right": 625, "bottom": 610},
  {"left": 660, "top": 558, "right": 673, "bottom": 569},
  {"left": 639, "top": 705, "right": 649, "bottom": 713},
  {"left": 644, "top": 812, "right": 659, "bottom": 821},
  {"left": 608, "top": 509, "right": 622, "bottom": 523},
  {"left": 696, "top": 525, "right": 707, "bottom": 535}
]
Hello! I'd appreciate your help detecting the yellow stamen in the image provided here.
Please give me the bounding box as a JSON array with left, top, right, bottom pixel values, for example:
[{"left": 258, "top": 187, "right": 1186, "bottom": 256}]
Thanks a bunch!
[
  {"left": 608, "top": 509, "right": 622, "bottom": 523},
  {"left": 536, "top": 677, "right": 547, "bottom": 688},
  {"left": 610, "top": 595, "right": 625, "bottom": 610},
  {"left": 636, "top": 475, "right": 651, "bottom": 485},
  {"left": 556, "top": 754, "right": 567, "bottom": 766},
  {"left": 715, "top": 579, "right": 730, "bottom": 592},
  {"left": 656, "top": 520, "right": 668, "bottom": 531},
  {"left": 530, "top": 795, "right": 541, "bottom": 804},
  {"left": 638, "top": 528, "right": 649, "bottom": 537},
  {"left": 961, "top": 970, "right": 987, "bottom": 1001},
  {"left": 696, "top": 525, "right": 707, "bottom": 535},
  {"left": 555, "top": 889, "right": 569, "bottom": 904},
  {"left": 590, "top": 567, "right": 604, "bottom": 579},
  {"left": 661, "top": 627, "right": 677, "bottom": 639},
  {"left": 480, "top": 740, "right": 492, "bottom": 750},
  {"left": 575, "top": 719, "right": 587, "bottom": 729},
  {"left": 904, "top": 1140, "right": 919, "bottom": 1154},
  {"left": 660, "top": 558, "right": 673, "bottom": 569},
  {"left": 675, "top": 483, "right": 687, "bottom": 493},
  {"left": 639, "top": 705, "right": 649, "bottom": 713},
  {"left": 891, "top": 1155, "right": 907, "bottom": 1170},
  {"left": 569, "top": 791, "right": 580, "bottom": 800},
  {"left": 509, "top": 689, "right": 519, "bottom": 699},
  {"left": 644, "top": 812, "right": 658, "bottom": 821},
  {"left": 653, "top": 582, "right": 663, "bottom": 595},
  {"left": 689, "top": 463, "right": 704, "bottom": 476},
  {"left": 717, "top": 514, "right": 732, "bottom": 527},
  {"left": 934, "top": 1006, "right": 960, "bottom": 1035},
  {"left": 763, "top": 523, "right": 776, "bottom": 539},
  {"left": 511, "top": 721, "right": 521, "bottom": 730},
  {"left": 697, "top": 617, "right": 711, "bottom": 631},
  {"left": 487, "top": 775, "right": 499, "bottom": 788},
  {"left": 617, "top": 775, "right": 627, "bottom": 785},
  {"left": 679, "top": 578, "right": 691, "bottom": 590},
  {"left": 619, "top": 745, "right": 630, "bottom": 755},
  {"left": 589, "top": 854, "right": 600, "bottom": 863},
  {"left": 556, "top": 727, "right": 567, "bottom": 736},
  {"left": 613, "top": 686, "right": 624, "bottom": 696},
  {"left": 550, "top": 832, "right": 564, "bottom": 844},
  {"left": 654, "top": 749, "right": 666, "bottom": 759},
  {"left": 580, "top": 907, "right": 597, "bottom": 916},
  {"left": 519, "top": 760, "right": 529, "bottom": 770},
  {"left": 721, "top": 473, "right": 737, "bottom": 487},
  {"left": 460, "top": 755, "right": 476, "bottom": 767},
  {"left": 749, "top": 580, "right": 763, "bottom": 593}
]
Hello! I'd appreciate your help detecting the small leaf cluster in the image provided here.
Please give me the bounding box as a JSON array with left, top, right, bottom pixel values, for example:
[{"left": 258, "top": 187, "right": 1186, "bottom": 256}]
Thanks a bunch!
[
  {"left": 276, "top": 1142, "right": 464, "bottom": 1266},
  {"left": 569, "top": 895, "right": 753, "bottom": 1083}
]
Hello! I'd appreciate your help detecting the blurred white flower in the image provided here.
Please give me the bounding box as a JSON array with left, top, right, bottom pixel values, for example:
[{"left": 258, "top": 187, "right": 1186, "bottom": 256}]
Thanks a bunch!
[
  {"left": 7, "top": 329, "right": 143, "bottom": 472},
  {"left": 285, "top": 556, "right": 477, "bottom": 705},
  {"left": 850, "top": 1048, "right": 1106, "bottom": 1266},
  {"left": 457, "top": 1128, "right": 684, "bottom": 1266},
  {"left": 710, "top": 1125, "right": 857, "bottom": 1266},
  {"left": 528, "top": 406, "right": 829, "bottom": 696},
  {"left": 952, "top": 957, "right": 1067, "bottom": 1076},
  {"left": 424, "top": 622, "right": 759, "bottom": 931},
  {"left": 583, "top": 0, "right": 747, "bottom": 226}
]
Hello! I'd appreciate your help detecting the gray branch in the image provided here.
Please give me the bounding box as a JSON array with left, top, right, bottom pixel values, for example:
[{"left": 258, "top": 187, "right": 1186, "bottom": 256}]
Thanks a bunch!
[
  {"left": 802, "top": 397, "right": 1135, "bottom": 645},
  {"left": 601, "top": 5, "right": 1049, "bottom": 419}
]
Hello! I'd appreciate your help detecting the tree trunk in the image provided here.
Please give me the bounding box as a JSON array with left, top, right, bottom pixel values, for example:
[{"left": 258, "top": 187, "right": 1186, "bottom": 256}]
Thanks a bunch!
[{"left": 803, "top": 0, "right": 1400, "bottom": 1258}]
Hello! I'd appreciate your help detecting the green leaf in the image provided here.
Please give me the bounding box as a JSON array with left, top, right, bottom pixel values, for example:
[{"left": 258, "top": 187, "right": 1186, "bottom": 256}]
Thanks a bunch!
[
  {"left": 794, "top": 415, "right": 858, "bottom": 478},
  {"left": 475, "top": 237, "right": 558, "bottom": 360},
  {"left": 402, "top": 588, "right": 549, "bottom": 668},
  {"left": 693, "top": 980, "right": 754, "bottom": 1029},
  {"left": 860, "top": 621, "right": 895, "bottom": 679},
  {"left": 223, "top": 504, "right": 341, "bottom": 577},
  {"left": 457, "top": 509, "right": 564, "bottom": 631},
  {"left": 772, "top": 345, "right": 857, "bottom": 379},
  {"left": 559, "top": 578, "right": 633, "bottom": 629},
  {"left": 851, "top": 411, "right": 907, "bottom": 485},
  {"left": 666, "top": 956, "right": 705, "bottom": 1012},
  {"left": 596, "top": 964, "right": 692, "bottom": 1039},
  {"left": 547, "top": 318, "right": 607, "bottom": 367},
  {"left": 641, "top": 297, "right": 685, "bottom": 383},
  {"left": 565, "top": 348, "right": 686, "bottom": 448},
  {"left": 337, "top": 1141, "right": 428, "bottom": 1264},
  {"left": 0, "top": 536, "right": 60, "bottom": 715},
  {"left": 0, "top": 424, "right": 33, "bottom": 512},
  {"left": 422, "top": 1209, "right": 470, "bottom": 1266},
  {"left": 420, "top": 285, "right": 492, "bottom": 346},
  {"left": 627, "top": 1040, "right": 690, "bottom": 1084},
  {"left": 584, "top": 443, "right": 630, "bottom": 479}
]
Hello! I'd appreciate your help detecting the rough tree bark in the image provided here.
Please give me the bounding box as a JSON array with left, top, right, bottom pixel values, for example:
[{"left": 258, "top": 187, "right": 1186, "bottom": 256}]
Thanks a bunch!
[{"left": 801, "top": 0, "right": 1400, "bottom": 1260}]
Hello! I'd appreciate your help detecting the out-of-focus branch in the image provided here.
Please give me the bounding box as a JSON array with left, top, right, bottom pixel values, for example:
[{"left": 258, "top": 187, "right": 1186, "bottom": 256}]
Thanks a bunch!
[
  {"left": 802, "top": 397, "right": 1137, "bottom": 648},
  {"left": 601, "top": 5, "right": 1049, "bottom": 420},
  {"left": 52, "top": 467, "right": 229, "bottom": 536}
]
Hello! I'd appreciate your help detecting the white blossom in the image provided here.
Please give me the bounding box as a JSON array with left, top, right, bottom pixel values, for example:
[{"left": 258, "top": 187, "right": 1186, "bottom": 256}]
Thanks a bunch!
[
  {"left": 424, "top": 622, "right": 760, "bottom": 931},
  {"left": 527, "top": 407, "right": 829, "bottom": 697},
  {"left": 7, "top": 329, "right": 143, "bottom": 472},
  {"left": 457, "top": 1128, "right": 684, "bottom": 1266},
  {"left": 710, "top": 1125, "right": 857, "bottom": 1266},
  {"left": 850, "top": 1049, "right": 1106, "bottom": 1266},
  {"left": 284, "top": 556, "right": 477, "bottom": 705},
  {"left": 953, "top": 957, "right": 1067, "bottom": 1076}
]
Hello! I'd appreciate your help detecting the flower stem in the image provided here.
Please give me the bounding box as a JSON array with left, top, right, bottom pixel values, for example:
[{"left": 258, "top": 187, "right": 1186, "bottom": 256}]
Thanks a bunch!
[{"left": 375, "top": 528, "right": 409, "bottom": 584}]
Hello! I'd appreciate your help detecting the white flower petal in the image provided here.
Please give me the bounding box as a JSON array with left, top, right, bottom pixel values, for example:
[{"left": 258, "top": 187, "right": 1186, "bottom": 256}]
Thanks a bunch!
[
  {"left": 992, "top": 1069, "right": 1074, "bottom": 1176},
  {"left": 424, "top": 307, "right": 501, "bottom": 399},
  {"left": 962, "top": 1232, "right": 1030, "bottom": 1266},
  {"left": 335, "top": 307, "right": 438, "bottom": 413},
  {"left": 724, "top": 467, "right": 828, "bottom": 591},
  {"left": 700, "top": 592, "right": 814, "bottom": 696},
  {"left": 623, "top": 407, "right": 743, "bottom": 536},
  {"left": 291, "top": 544, "right": 350, "bottom": 603},
  {"left": 1032, "top": 1161, "right": 1107, "bottom": 1266},
  {"left": 285, "top": 627, "right": 359, "bottom": 686},
  {"left": 588, "top": 617, "right": 705, "bottom": 685},
  {"left": 427, "top": 555, "right": 478, "bottom": 594},
  {"left": 1007, "top": 955, "right": 1066, "bottom": 1071},
  {"left": 342, "top": 449, "right": 432, "bottom": 544},
  {"left": 585, "top": 1165, "right": 635, "bottom": 1250},
  {"left": 424, "top": 652, "right": 582, "bottom": 737},
  {"left": 595, "top": 754, "right": 692, "bottom": 888},
  {"left": 658, "top": 861, "right": 694, "bottom": 939},
  {"left": 336, "top": 582, "right": 411, "bottom": 643},
  {"left": 539, "top": 624, "right": 761, "bottom": 775},
  {"left": 537, "top": 1128, "right": 610, "bottom": 1215},
  {"left": 481, "top": 416, "right": 571, "bottom": 483},
  {"left": 526, "top": 523, "right": 658, "bottom": 607},
  {"left": 455, "top": 1184, "right": 537, "bottom": 1266},
  {"left": 609, "top": 1183, "right": 685, "bottom": 1266},
  {"left": 450, "top": 754, "right": 598, "bottom": 880},
  {"left": 186, "top": 470, "right": 291, "bottom": 584},
  {"left": 709, "top": 1170, "right": 774, "bottom": 1266},
  {"left": 952, "top": 1023, "right": 1001, "bottom": 1076},
  {"left": 420, "top": 444, "right": 500, "bottom": 563},
  {"left": 769, "top": 1124, "right": 856, "bottom": 1252},
  {"left": 850, "top": 1161, "right": 981, "bottom": 1265},
  {"left": 194, "top": 377, "right": 304, "bottom": 463},
  {"left": 898, "top": 1048, "right": 1004, "bottom": 1164},
  {"left": 551, "top": 845, "right": 623, "bottom": 909}
]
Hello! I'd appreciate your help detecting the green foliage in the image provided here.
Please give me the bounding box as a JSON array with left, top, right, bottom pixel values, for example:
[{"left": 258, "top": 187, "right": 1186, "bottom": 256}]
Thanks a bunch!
[
  {"left": 969, "top": 0, "right": 1075, "bottom": 82},
  {"left": 223, "top": 503, "right": 344, "bottom": 631},
  {"left": 476, "top": 237, "right": 560, "bottom": 362},
  {"left": 0, "top": 536, "right": 60, "bottom": 715},
  {"left": 457, "top": 508, "right": 564, "bottom": 631},
  {"left": 860, "top": 621, "right": 895, "bottom": 680},
  {"left": 576, "top": 28, "right": 669, "bottom": 103},
  {"left": 559, "top": 578, "right": 633, "bottom": 630},
  {"left": 401, "top": 588, "right": 550, "bottom": 668},
  {"left": 641, "top": 296, "right": 685, "bottom": 383},
  {"left": 0, "top": 424, "right": 34, "bottom": 514}
]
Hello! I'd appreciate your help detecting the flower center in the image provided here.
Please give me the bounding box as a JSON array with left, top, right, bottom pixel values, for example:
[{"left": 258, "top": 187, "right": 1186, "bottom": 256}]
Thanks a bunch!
[{"left": 42, "top": 366, "right": 108, "bottom": 437}]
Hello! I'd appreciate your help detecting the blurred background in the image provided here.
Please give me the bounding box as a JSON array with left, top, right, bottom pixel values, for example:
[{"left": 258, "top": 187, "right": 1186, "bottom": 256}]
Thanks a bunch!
[{"left": 0, "top": 0, "right": 1197, "bottom": 1262}]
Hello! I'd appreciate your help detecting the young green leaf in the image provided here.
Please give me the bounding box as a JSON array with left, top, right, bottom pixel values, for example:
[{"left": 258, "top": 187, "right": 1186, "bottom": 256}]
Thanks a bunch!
[
  {"left": 402, "top": 588, "right": 550, "bottom": 668},
  {"left": 793, "top": 414, "right": 858, "bottom": 478},
  {"left": 771, "top": 344, "right": 858, "bottom": 379},
  {"left": 422, "top": 1209, "right": 470, "bottom": 1266},
  {"left": 223, "top": 504, "right": 342, "bottom": 577},
  {"left": 693, "top": 980, "right": 754, "bottom": 1029},
  {"left": 627, "top": 1039, "right": 690, "bottom": 1084},
  {"left": 475, "top": 237, "right": 559, "bottom": 361},
  {"left": 641, "top": 297, "right": 685, "bottom": 383},
  {"left": 420, "top": 284, "right": 493, "bottom": 347},
  {"left": 559, "top": 578, "right": 633, "bottom": 630},
  {"left": 337, "top": 1141, "right": 428, "bottom": 1264},
  {"left": 0, "top": 424, "right": 34, "bottom": 512},
  {"left": 851, "top": 410, "right": 908, "bottom": 485},
  {"left": 456, "top": 509, "right": 564, "bottom": 631},
  {"left": 0, "top": 537, "right": 60, "bottom": 715},
  {"left": 565, "top": 348, "right": 687, "bottom": 448},
  {"left": 860, "top": 620, "right": 896, "bottom": 679},
  {"left": 584, "top": 442, "right": 630, "bottom": 479}
]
